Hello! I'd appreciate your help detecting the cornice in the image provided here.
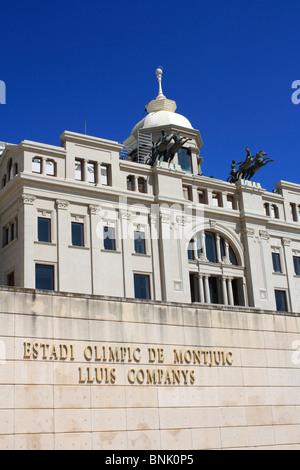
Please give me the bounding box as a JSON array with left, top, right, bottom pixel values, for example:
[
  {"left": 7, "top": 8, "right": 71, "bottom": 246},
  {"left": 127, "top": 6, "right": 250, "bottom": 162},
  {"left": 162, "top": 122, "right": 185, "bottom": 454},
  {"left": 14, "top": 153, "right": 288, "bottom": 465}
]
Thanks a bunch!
[
  {"left": 19, "top": 140, "right": 67, "bottom": 157},
  {"left": 60, "top": 131, "right": 123, "bottom": 152}
]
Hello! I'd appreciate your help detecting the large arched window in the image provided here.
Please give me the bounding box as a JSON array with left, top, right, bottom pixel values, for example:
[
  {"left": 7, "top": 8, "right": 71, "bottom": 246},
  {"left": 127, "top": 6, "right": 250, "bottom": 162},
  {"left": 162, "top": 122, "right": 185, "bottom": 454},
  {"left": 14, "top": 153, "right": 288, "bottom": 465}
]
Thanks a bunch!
[{"left": 187, "top": 231, "right": 239, "bottom": 266}]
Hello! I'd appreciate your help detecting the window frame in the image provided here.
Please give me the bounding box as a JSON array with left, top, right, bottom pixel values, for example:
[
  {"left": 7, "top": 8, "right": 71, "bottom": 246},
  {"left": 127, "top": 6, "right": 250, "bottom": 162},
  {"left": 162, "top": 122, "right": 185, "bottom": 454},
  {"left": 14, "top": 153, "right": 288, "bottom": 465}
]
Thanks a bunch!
[
  {"left": 38, "top": 217, "right": 52, "bottom": 243},
  {"left": 103, "top": 226, "right": 116, "bottom": 251},
  {"left": 32, "top": 157, "right": 42, "bottom": 174},
  {"left": 75, "top": 159, "right": 84, "bottom": 181},
  {"left": 134, "top": 231, "right": 146, "bottom": 255},
  {"left": 71, "top": 221, "right": 85, "bottom": 247},
  {"left": 293, "top": 256, "right": 300, "bottom": 276},
  {"left": 275, "top": 289, "right": 288, "bottom": 312},
  {"left": 35, "top": 264, "right": 54, "bottom": 291},
  {"left": 272, "top": 252, "right": 282, "bottom": 274},
  {"left": 134, "top": 273, "right": 151, "bottom": 300}
]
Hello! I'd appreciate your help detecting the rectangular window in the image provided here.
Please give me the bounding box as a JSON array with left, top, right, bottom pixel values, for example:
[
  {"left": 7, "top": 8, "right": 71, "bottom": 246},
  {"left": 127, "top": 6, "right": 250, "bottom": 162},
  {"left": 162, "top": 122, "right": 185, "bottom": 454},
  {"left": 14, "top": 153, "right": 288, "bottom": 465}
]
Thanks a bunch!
[
  {"left": 294, "top": 256, "right": 300, "bottom": 276},
  {"left": 75, "top": 159, "right": 83, "bottom": 181},
  {"left": 198, "top": 189, "right": 207, "bottom": 204},
  {"left": 7, "top": 271, "right": 15, "bottom": 287},
  {"left": 188, "top": 240, "right": 195, "bottom": 260},
  {"left": 100, "top": 165, "right": 109, "bottom": 185},
  {"left": 275, "top": 290, "right": 288, "bottom": 312},
  {"left": 35, "top": 264, "right": 54, "bottom": 291},
  {"left": 205, "top": 232, "right": 217, "bottom": 263},
  {"left": 46, "top": 160, "right": 56, "bottom": 176},
  {"left": 212, "top": 192, "right": 221, "bottom": 207},
  {"left": 227, "top": 195, "right": 235, "bottom": 209},
  {"left": 183, "top": 186, "right": 192, "bottom": 201},
  {"left": 3, "top": 226, "right": 9, "bottom": 247},
  {"left": 87, "top": 162, "right": 96, "bottom": 183},
  {"left": 38, "top": 217, "right": 51, "bottom": 243},
  {"left": 103, "top": 226, "right": 116, "bottom": 251},
  {"left": 134, "top": 231, "right": 146, "bottom": 254},
  {"left": 178, "top": 148, "right": 192, "bottom": 173},
  {"left": 32, "top": 157, "right": 42, "bottom": 174},
  {"left": 272, "top": 252, "right": 282, "bottom": 273},
  {"left": 134, "top": 274, "right": 151, "bottom": 300},
  {"left": 209, "top": 277, "right": 219, "bottom": 304},
  {"left": 290, "top": 203, "right": 298, "bottom": 222},
  {"left": 71, "top": 222, "right": 84, "bottom": 247}
]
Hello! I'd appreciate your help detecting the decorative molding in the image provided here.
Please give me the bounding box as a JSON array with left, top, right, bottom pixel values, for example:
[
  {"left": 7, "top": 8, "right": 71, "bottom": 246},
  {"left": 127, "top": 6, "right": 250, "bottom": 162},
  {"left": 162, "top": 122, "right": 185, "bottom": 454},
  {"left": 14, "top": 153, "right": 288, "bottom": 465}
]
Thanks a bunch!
[
  {"left": 21, "top": 194, "right": 36, "bottom": 205},
  {"left": 176, "top": 215, "right": 185, "bottom": 226},
  {"left": 119, "top": 209, "right": 131, "bottom": 220},
  {"left": 241, "top": 228, "right": 255, "bottom": 238},
  {"left": 89, "top": 204, "right": 102, "bottom": 216},
  {"left": 56, "top": 199, "right": 69, "bottom": 210},
  {"left": 160, "top": 212, "right": 171, "bottom": 223},
  {"left": 259, "top": 230, "right": 270, "bottom": 241},
  {"left": 282, "top": 237, "right": 291, "bottom": 247}
]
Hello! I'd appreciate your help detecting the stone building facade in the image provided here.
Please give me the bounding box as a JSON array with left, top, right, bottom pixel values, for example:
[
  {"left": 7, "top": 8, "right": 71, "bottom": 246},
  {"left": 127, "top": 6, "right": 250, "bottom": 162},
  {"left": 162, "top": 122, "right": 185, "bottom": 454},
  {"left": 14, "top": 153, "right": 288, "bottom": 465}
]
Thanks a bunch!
[
  {"left": 0, "top": 70, "right": 300, "bottom": 450},
  {"left": 0, "top": 70, "right": 300, "bottom": 314}
]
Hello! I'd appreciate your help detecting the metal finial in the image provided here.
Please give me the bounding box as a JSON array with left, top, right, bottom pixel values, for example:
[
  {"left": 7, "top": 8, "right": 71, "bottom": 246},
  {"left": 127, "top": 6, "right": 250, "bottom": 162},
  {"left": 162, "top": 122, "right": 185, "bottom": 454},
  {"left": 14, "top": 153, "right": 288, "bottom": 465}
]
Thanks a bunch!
[{"left": 155, "top": 67, "right": 165, "bottom": 99}]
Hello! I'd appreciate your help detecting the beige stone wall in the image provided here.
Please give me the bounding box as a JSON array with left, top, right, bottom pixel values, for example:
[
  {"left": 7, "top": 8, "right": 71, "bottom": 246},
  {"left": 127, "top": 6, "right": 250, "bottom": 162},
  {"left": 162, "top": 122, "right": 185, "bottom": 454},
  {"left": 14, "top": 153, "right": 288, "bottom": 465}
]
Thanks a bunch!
[{"left": 0, "top": 287, "right": 300, "bottom": 450}]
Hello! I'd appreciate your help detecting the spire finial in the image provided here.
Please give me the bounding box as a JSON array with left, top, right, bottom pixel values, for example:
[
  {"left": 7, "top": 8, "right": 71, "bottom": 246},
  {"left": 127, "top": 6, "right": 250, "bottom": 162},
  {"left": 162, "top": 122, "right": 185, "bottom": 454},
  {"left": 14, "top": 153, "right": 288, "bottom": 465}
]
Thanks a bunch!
[{"left": 155, "top": 67, "right": 165, "bottom": 100}]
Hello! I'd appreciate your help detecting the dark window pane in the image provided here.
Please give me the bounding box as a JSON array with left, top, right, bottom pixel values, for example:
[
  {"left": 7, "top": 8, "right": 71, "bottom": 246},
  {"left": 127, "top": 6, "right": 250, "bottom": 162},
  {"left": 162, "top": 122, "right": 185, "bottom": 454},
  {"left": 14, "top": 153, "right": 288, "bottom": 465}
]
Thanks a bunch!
[
  {"left": 7, "top": 272, "right": 14, "bottom": 287},
  {"left": 38, "top": 218, "right": 51, "bottom": 243},
  {"left": 294, "top": 256, "right": 300, "bottom": 276},
  {"left": 275, "top": 290, "right": 288, "bottom": 312},
  {"left": 72, "top": 222, "right": 84, "bottom": 246},
  {"left": 103, "top": 227, "right": 115, "bottom": 251},
  {"left": 209, "top": 277, "right": 219, "bottom": 304},
  {"left": 134, "top": 232, "right": 145, "bottom": 254},
  {"left": 35, "top": 265, "right": 54, "bottom": 291},
  {"left": 205, "top": 232, "right": 217, "bottom": 263},
  {"left": 187, "top": 240, "right": 194, "bottom": 260},
  {"left": 229, "top": 246, "right": 238, "bottom": 266},
  {"left": 134, "top": 274, "right": 150, "bottom": 300},
  {"left": 178, "top": 148, "right": 192, "bottom": 173},
  {"left": 272, "top": 253, "right": 282, "bottom": 273}
]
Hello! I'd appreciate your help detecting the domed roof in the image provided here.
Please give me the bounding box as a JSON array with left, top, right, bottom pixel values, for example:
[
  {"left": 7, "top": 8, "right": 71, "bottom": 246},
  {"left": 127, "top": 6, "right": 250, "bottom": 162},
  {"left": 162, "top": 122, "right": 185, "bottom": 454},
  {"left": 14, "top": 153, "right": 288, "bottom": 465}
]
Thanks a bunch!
[
  {"left": 131, "top": 110, "right": 193, "bottom": 136},
  {"left": 126, "top": 68, "right": 194, "bottom": 142}
]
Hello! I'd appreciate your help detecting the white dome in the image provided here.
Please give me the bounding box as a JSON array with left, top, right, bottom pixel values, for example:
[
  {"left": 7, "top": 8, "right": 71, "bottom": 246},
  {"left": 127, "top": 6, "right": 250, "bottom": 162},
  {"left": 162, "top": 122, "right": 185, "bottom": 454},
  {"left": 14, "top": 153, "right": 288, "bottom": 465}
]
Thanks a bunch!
[{"left": 131, "top": 110, "right": 193, "bottom": 136}]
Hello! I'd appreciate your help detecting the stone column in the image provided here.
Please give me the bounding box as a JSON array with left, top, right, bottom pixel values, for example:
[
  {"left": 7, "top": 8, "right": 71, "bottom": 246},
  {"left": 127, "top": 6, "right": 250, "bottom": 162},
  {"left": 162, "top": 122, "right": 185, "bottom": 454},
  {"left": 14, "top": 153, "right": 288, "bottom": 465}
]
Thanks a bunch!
[
  {"left": 56, "top": 199, "right": 70, "bottom": 292},
  {"left": 221, "top": 276, "right": 228, "bottom": 305},
  {"left": 119, "top": 209, "right": 134, "bottom": 298},
  {"left": 282, "top": 237, "right": 297, "bottom": 313},
  {"left": 96, "top": 162, "right": 102, "bottom": 186},
  {"left": 197, "top": 274, "right": 205, "bottom": 303},
  {"left": 199, "top": 231, "right": 208, "bottom": 261},
  {"left": 20, "top": 194, "right": 36, "bottom": 289},
  {"left": 203, "top": 275, "right": 210, "bottom": 303},
  {"left": 227, "top": 277, "right": 234, "bottom": 306},
  {"left": 216, "top": 234, "right": 222, "bottom": 263},
  {"left": 149, "top": 212, "right": 162, "bottom": 301}
]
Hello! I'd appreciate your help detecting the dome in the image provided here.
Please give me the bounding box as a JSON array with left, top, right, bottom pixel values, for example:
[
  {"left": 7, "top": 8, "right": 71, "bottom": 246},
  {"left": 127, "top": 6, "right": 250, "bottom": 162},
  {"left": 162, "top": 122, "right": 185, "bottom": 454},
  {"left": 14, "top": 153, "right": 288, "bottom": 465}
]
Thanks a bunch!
[{"left": 131, "top": 110, "right": 193, "bottom": 136}]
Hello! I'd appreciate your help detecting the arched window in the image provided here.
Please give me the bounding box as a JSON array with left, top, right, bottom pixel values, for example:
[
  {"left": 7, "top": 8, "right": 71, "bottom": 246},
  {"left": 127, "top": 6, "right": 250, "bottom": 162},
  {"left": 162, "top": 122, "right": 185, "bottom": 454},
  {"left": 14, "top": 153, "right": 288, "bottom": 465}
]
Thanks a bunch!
[
  {"left": 137, "top": 177, "right": 147, "bottom": 193},
  {"left": 127, "top": 175, "right": 135, "bottom": 191},
  {"left": 187, "top": 231, "right": 239, "bottom": 266}
]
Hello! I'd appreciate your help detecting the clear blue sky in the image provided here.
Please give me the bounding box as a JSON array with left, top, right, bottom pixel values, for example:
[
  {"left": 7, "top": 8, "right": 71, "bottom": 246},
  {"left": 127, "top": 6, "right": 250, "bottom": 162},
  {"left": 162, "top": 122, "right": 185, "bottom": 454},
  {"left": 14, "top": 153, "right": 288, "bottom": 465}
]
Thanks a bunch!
[{"left": 0, "top": 0, "right": 299, "bottom": 191}]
